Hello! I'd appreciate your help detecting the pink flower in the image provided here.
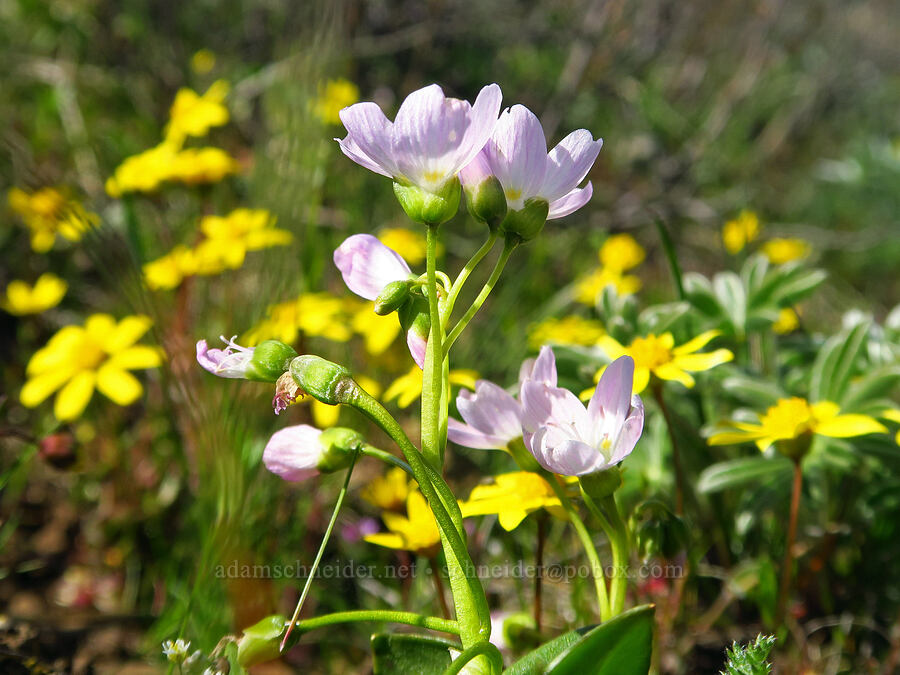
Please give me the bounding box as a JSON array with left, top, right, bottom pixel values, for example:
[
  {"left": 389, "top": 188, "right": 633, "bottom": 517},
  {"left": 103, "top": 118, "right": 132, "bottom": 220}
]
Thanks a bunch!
[
  {"left": 196, "top": 336, "right": 254, "bottom": 378},
  {"left": 337, "top": 83, "right": 502, "bottom": 194},
  {"left": 520, "top": 353, "right": 643, "bottom": 476},
  {"left": 334, "top": 234, "right": 428, "bottom": 368},
  {"left": 447, "top": 346, "right": 557, "bottom": 450},
  {"left": 262, "top": 424, "right": 326, "bottom": 482},
  {"left": 461, "top": 104, "right": 602, "bottom": 219}
]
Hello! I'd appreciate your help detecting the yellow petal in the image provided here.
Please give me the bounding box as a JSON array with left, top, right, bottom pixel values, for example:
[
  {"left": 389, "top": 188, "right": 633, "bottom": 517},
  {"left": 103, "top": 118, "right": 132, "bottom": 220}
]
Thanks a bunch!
[
  {"left": 21, "top": 368, "right": 76, "bottom": 407},
  {"left": 107, "top": 345, "right": 163, "bottom": 370},
  {"left": 672, "top": 349, "right": 734, "bottom": 373},
  {"left": 104, "top": 315, "right": 154, "bottom": 352},
  {"left": 597, "top": 335, "right": 627, "bottom": 360},
  {"left": 815, "top": 414, "right": 888, "bottom": 439},
  {"left": 653, "top": 363, "right": 695, "bottom": 388},
  {"left": 633, "top": 367, "right": 651, "bottom": 394},
  {"left": 810, "top": 401, "right": 840, "bottom": 421},
  {"left": 672, "top": 330, "right": 722, "bottom": 356},
  {"left": 707, "top": 428, "right": 766, "bottom": 446},
  {"left": 84, "top": 314, "right": 117, "bottom": 340},
  {"left": 363, "top": 533, "right": 406, "bottom": 550},
  {"left": 26, "top": 326, "right": 86, "bottom": 375},
  {"left": 54, "top": 371, "right": 96, "bottom": 421},
  {"left": 498, "top": 510, "right": 530, "bottom": 531},
  {"left": 96, "top": 365, "right": 143, "bottom": 405},
  {"left": 30, "top": 229, "right": 55, "bottom": 253},
  {"left": 882, "top": 409, "right": 900, "bottom": 424}
]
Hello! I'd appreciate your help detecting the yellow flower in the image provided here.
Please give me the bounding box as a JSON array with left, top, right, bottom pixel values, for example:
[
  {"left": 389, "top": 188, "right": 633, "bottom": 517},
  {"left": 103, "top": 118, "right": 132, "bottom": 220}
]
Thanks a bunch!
[
  {"left": 361, "top": 467, "right": 414, "bottom": 512},
  {"left": 106, "top": 143, "right": 239, "bottom": 197},
  {"left": 722, "top": 210, "right": 760, "bottom": 255},
  {"left": 190, "top": 49, "right": 216, "bottom": 75},
  {"left": 709, "top": 397, "right": 887, "bottom": 452},
  {"left": 143, "top": 246, "right": 202, "bottom": 290},
  {"left": 168, "top": 147, "right": 240, "bottom": 185},
  {"left": 196, "top": 208, "right": 292, "bottom": 268},
  {"left": 458, "top": 472, "right": 566, "bottom": 531},
  {"left": 599, "top": 233, "right": 645, "bottom": 273},
  {"left": 574, "top": 267, "right": 641, "bottom": 304},
  {"left": 773, "top": 307, "right": 800, "bottom": 334},
  {"left": 761, "top": 238, "right": 810, "bottom": 265},
  {"left": 384, "top": 366, "right": 478, "bottom": 409},
  {"left": 244, "top": 292, "right": 352, "bottom": 345},
  {"left": 377, "top": 227, "right": 440, "bottom": 265},
  {"left": 20, "top": 314, "right": 163, "bottom": 421},
  {"left": 365, "top": 490, "right": 441, "bottom": 556},
  {"left": 528, "top": 315, "right": 606, "bottom": 350},
  {"left": 165, "top": 80, "right": 230, "bottom": 144},
  {"left": 313, "top": 78, "right": 359, "bottom": 125},
  {"left": 596, "top": 330, "right": 733, "bottom": 394},
  {"left": 2, "top": 274, "right": 67, "bottom": 315},
  {"left": 349, "top": 300, "right": 402, "bottom": 355},
  {"left": 881, "top": 409, "right": 900, "bottom": 445},
  {"left": 8, "top": 187, "right": 97, "bottom": 252}
]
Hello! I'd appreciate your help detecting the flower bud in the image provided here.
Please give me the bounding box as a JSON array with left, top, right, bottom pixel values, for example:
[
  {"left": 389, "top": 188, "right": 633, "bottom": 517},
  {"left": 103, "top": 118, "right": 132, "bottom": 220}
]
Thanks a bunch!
[
  {"left": 374, "top": 280, "right": 413, "bottom": 316},
  {"left": 248, "top": 340, "right": 300, "bottom": 382},
  {"left": 579, "top": 465, "right": 623, "bottom": 500},
  {"left": 317, "top": 427, "right": 365, "bottom": 472},
  {"left": 237, "top": 615, "right": 288, "bottom": 667},
  {"left": 197, "top": 337, "right": 297, "bottom": 382},
  {"left": 461, "top": 155, "right": 508, "bottom": 229},
  {"left": 499, "top": 197, "right": 549, "bottom": 242},
  {"left": 392, "top": 177, "right": 461, "bottom": 226},
  {"left": 289, "top": 355, "right": 357, "bottom": 405}
]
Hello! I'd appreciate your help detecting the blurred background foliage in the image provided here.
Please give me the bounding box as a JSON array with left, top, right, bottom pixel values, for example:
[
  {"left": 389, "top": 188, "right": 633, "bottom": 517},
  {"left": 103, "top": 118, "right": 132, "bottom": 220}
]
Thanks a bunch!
[{"left": 1, "top": 0, "right": 899, "bottom": 673}]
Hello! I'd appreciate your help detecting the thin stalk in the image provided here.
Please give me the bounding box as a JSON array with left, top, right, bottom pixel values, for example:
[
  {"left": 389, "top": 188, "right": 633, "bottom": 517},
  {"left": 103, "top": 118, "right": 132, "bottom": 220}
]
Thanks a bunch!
[
  {"left": 777, "top": 459, "right": 803, "bottom": 628},
  {"left": 600, "top": 494, "right": 630, "bottom": 616},
  {"left": 442, "top": 232, "right": 499, "bottom": 324},
  {"left": 443, "top": 238, "right": 517, "bottom": 357},
  {"left": 360, "top": 444, "right": 414, "bottom": 477},
  {"left": 442, "top": 641, "right": 504, "bottom": 675},
  {"left": 652, "top": 382, "right": 686, "bottom": 515},
  {"left": 421, "top": 223, "right": 445, "bottom": 469},
  {"left": 431, "top": 557, "right": 451, "bottom": 619},
  {"left": 535, "top": 513, "right": 547, "bottom": 633},
  {"left": 288, "top": 609, "right": 459, "bottom": 636},
  {"left": 281, "top": 453, "right": 358, "bottom": 650},
  {"left": 546, "top": 475, "right": 611, "bottom": 621}
]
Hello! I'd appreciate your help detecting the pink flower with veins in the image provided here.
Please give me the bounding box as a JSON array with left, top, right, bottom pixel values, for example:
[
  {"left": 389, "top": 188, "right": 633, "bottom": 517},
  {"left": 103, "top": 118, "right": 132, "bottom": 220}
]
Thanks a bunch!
[
  {"left": 459, "top": 104, "right": 602, "bottom": 219},
  {"left": 263, "top": 424, "right": 326, "bottom": 482},
  {"left": 447, "top": 346, "right": 557, "bottom": 450},
  {"left": 521, "top": 353, "right": 644, "bottom": 476},
  {"left": 196, "top": 336, "right": 254, "bottom": 378},
  {"left": 334, "top": 234, "right": 427, "bottom": 369},
  {"left": 336, "top": 83, "right": 502, "bottom": 193}
]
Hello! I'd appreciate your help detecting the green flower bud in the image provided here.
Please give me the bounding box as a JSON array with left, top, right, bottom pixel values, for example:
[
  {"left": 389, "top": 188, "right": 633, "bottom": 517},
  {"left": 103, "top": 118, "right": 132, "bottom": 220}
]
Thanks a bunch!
[
  {"left": 317, "top": 427, "right": 364, "bottom": 473},
  {"left": 236, "top": 614, "right": 288, "bottom": 667},
  {"left": 579, "top": 465, "right": 623, "bottom": 500},
  {"left": 290, "top": 355, "right": 357, "bottom": 405},
  {"left": 499, "top": 197, "right": 549, "bottom": 242},
  {"left": 247, "top": 340, "right": 299, "bottom": 382},
  {"left": 393, "top": 177, "right": 461, "bottom": 226},
  {"left": 374, "top": 280, "right": 413, "bottom": 316},
  {"left": 465, "top": 175, "right": 508, "bottom": 229}
]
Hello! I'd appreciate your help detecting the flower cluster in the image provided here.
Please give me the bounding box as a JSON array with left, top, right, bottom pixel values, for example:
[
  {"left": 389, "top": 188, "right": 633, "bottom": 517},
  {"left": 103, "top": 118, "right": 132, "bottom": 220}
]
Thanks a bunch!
[
  {"left": 8, "top": 186, "right": 98, "bottom": 253},
  {"left": 721, "top": 209, "right": 810, "bottom": 264},
  {"left": 575, "top": 233, "right": 645, "bottom": 303}
]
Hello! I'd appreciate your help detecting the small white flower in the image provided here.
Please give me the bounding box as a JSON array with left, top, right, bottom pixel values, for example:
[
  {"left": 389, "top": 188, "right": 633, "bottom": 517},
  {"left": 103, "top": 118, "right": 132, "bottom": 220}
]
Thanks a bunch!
[{"left": 162, "top": 638, "right": 191, "bottom": 663}]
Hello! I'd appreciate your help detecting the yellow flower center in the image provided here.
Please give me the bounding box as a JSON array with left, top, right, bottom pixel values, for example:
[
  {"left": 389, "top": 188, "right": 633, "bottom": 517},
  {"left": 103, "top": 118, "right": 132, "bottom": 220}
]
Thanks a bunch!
[
  {"left": 31, "top": 189, "right": 66, "bottom": 218},
  {"left": 423, "top": 170, "right": 443, "bottom": 185},
  {"left": 505, "top": 188, "right": 522, "bottom": 202},
  {"left": 628, "top": 334, "right": 672, "bottom": 369},
  {"left": 759, "top": 397, "right": 816, "bottom": 439},
  {"left": 75, "top": 337, "right": 108, "bottom": 371}
]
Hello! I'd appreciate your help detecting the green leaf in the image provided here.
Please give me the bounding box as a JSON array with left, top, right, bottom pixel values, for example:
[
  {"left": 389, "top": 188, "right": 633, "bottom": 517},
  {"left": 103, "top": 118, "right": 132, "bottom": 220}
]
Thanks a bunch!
[
  {"left": 740, "top": 254, "right": 770, "bottom": 295},
  {"left": 713, "top": 272, "right": 748, "bottom": 337},
  {"left": 840, "top": 364, "right": 900, "bottom": 411},
  {"left": 769, "top": 267, "right": 827, "bottom": 307},
  {"left": 684, "top": 273, "right": 722, "bottom": 318},
  {"left": 545, "top": 605, "right": 655, "bottom": 675},
  {"left": 371, "top": 633, "right": 455, "bottom": 675},
  {"left": 698, "top": 456, "right": 793, "bottom": 493},
  {"left": 809, "top": 322, "right": 869, "bottom": 403},
  {"left": 637, "top": 302, "right": 690, "bottom": 335},
  {"left": 721, "top": 375, "right": 786, "bottom": 407},
  {"left": 503, "top": 628, "right": 591, "bottom": 675}
]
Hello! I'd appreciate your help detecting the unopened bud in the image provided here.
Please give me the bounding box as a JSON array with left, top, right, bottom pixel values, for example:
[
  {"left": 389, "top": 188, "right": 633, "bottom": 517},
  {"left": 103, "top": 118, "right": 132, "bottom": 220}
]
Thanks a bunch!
[
  {"left": 499, "top": 197, "right": 549, "bottom": 242},
  {"left": 318, "top": 427, "right": 365, "bottom": 472},
  {"left": 236, "top": 615, "right": 288, "bottom": 667},
  {"left": 374, "top": 280, "right": 412, "bottom": 315},
  {"left": 289, "top": 355, "right": 357, "bottom": 405},
  {"left": 249, "top": 340, "right": 300, "bottom": 382},
  {"left": 579, "top": 465, "right": 622, "bottom": 500},
  {"left": 464, "top": 176, "right": 507, "bottom": 229},
  {"left": 393, "top": 177, "right": 461, "bottom": 226}
]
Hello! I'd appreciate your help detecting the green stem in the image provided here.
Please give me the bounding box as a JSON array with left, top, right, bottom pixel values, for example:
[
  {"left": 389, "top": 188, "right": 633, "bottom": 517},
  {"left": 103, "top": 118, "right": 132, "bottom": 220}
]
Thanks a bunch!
[
  {"left": 443, "top": 641, "right": 504, "bottom": 675},
  {"left": 581, "top": 489, "right": 630, "bottom": 617},
  {"left": 441, "top": 232, "right": 499, "bottom": 325},
  {"left": 288, "top": 610, "right": 459, "bottom": 636},
  {"left": 443, "top": 238, "right": 517, "bottom": 357},
  {"left": 360, "top": 444, "right": 414, "bottom": 477},
  {"left": 422, "top": 223, "right": 445, "bottom": 468},
  {"left": 281, "top": 453, "right": 358, "bottom": 650},
  {"left": 545, "top": 474, "right": 611, "bottom": 621}
]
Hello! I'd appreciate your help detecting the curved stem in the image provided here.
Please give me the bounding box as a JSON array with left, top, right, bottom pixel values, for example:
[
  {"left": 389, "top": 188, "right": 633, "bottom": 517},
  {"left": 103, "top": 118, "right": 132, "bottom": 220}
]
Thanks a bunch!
[
  {"left": 360, "top": 444, "right": 414, "bottom": 477},
  {"left": 545, "top": 474, "right": 611, "bottom": 621},
  {"left": 288, "top": 610, "right": 459, "bottom": 636},
  {"left": 422, "top": 223, "right": 445, "bottom": 468},
  {"left": 441, "top": 232, "right": 499, "bottom": 325},
  {"left": 281, "top": 453, "right": 358, "bottom": 650},
  {"left": 443, "top": 238, "right": 517, "bottom": 357},
  {"left": 443, "top": 640, "right": 504, "bottom": 675}
]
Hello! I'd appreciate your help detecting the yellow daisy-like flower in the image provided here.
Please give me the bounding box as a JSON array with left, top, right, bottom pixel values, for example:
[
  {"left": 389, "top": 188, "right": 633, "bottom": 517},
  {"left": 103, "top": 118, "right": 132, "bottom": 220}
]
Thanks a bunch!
[
  {"left": 165, "top": 80, "right": 230, "bottom": 144},
  {"left": 361, "top": 467, "right": 415, "bottom": 512},
  {"left": 377, "top": 227, "right": 436, "bottom": 265},
  {"left": 196, "top": 208, "right": 292, "bottom": 268},
  {"left": 574, "top": 267, "right": 641, "bottom": 304},
  {"left": 8, "top": 187, "right": 98, "bottom": 252},
  {"left": 761, "top": 238, "right": 810, "bottom": 265},
  {"left": 458, "top": 472, "right": 566, "bottom": 531},
  {"left": 364, "top": 490, "right": 441, "bottom": 556},
  {"left": 599, "top": 233, "right": 645, "bottom": 273},
  {"left": 190, "top": 49, "right": 216, "bottom": 75},
  {"left": 773, "top": 307, "right": 800, "bottom": 334},
  {"left": 709, "top": 397, "right": 887, "bottom": 453},
  {"left": 143, "top": 246, "right": 203, "bottom": 291},
  {"left": 722, "top": 210, "right": 760, "bottom": 255},
  {"left": 313, "top": 78, "right": 360, "bottom": 126},
  {"left": 595, "top": 330, "right": 734, "bottom": 394},
  {"left": 167, "top": 147, "right": 240, "bottom": 185},
  {"left": 384, "top": 366, "right": 478, "bottom": 409},
  {"left": 105, "top": 143, "right": 240, "bottom": 197},
  {"left": 244, "top": 292, "right": 352, "bottom": 345},
  {"left": 349, "top": 301, "right": 402, "bottom": 355},
  {"left": 20, "top": 314, "right": 163, "bottom": 421},
  {"left": 2, "top": 274, "right": 67, "bottom": 315},
  {"left": 527, "top": 315, "right": 606, "bottom": 350}
]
